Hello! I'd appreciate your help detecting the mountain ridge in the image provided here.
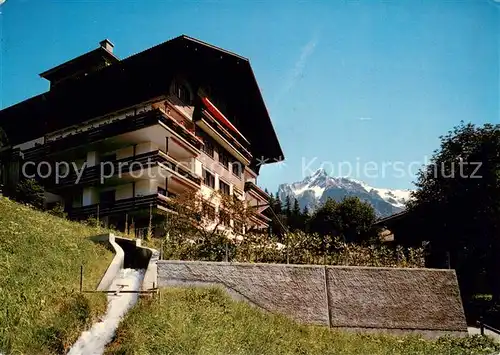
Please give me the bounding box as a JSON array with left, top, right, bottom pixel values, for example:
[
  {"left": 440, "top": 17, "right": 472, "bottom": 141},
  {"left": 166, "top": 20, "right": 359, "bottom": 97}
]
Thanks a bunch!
[{"left": 277, "top": 169, "right": 413, "bottom": 218}]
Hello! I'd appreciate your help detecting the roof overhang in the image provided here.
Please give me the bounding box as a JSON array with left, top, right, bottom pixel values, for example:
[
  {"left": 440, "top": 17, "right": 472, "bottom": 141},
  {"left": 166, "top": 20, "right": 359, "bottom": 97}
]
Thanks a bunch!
[
  {"left": 374, "top": 210, "right": 410, "bottom": 227},
  {"left": 39, "top": 47, "right": 120, "bottom": 82},
  {"left": 0, "top": 35, "right": 284, "bottom": 164}
]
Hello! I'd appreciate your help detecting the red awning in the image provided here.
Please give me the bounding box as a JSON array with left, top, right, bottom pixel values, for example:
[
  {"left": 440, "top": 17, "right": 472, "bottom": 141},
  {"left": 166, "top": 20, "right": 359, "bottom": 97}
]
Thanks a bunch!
[{"left": 201, "top": 97, "right": 250, "bottom": 144}]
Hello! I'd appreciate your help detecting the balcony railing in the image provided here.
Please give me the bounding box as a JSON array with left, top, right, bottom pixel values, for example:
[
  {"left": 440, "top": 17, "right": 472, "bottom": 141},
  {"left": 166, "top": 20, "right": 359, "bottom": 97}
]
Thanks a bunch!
[
  {"left": 198, "top": 109, "right": 252, "bottom": 161},
  {"left": 69, "top": 193, "right": 175, "bottom": 220},
  {"left": 244, "top": 181, "right": 270, "bottom": 201},
  {"left": 42, "top": 149, "right": 201, "bottom": 189},
  {"left": 22, "top": 108, "right": 202, "bottom": 162}
]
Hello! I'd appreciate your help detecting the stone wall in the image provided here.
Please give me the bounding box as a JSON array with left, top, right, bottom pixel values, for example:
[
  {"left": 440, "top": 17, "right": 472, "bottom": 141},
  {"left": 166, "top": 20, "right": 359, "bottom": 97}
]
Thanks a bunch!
[{"left": 157, "top": 261, "right": 468, "bottom": 338}]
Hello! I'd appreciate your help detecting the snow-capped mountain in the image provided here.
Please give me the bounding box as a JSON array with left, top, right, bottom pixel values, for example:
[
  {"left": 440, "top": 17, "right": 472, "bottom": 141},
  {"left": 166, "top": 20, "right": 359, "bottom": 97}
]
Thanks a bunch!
[{"left": 277, "top": 169, "right": 413, "bottom": 217}]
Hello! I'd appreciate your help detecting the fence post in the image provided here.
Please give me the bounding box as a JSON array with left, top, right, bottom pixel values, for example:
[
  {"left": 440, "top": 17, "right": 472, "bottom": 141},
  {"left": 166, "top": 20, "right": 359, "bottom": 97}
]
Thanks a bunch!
[
  {"left": 286, "top": 233, "right": 289, "bottom": 264},
  {"left": 160, "top": 238, "right": 164, "bottom": 260},
  {"left": 80, "top": 265, "right": 83, "bottom": 292},
  {"left": 96, "top": 204, "right": 100, "bottom": 226},
  {"left": 479, "top": 316, "right": 485, "bottom": 336}
]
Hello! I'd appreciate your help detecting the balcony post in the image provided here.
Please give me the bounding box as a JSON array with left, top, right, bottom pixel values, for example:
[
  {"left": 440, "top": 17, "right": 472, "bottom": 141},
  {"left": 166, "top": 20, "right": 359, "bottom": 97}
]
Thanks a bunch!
[{"left": 165, "top": 137, "right": 169, "bottom": 154}]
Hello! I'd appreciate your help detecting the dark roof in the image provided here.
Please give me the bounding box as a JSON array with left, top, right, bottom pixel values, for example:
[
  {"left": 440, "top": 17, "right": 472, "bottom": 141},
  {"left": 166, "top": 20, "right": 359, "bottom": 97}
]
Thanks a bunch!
[
  {"left": 374, "top": 210, "right": 410, "bottom": 226},
  {"left": 39, "top": 46, "right": 119, "bottom": 82},
  {"left": 0, "top": 35, "right": 284, "bottom": 164}
]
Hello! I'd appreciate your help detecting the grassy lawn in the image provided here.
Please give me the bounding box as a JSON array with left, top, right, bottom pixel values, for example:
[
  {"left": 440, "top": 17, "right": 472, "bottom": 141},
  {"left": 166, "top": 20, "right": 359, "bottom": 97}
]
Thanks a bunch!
[
  {"left": 107, "top": 287, "right": 500, "bottom": 355},
  {"left": 0, "top": 197, "right": 114, "bottom": 355}
]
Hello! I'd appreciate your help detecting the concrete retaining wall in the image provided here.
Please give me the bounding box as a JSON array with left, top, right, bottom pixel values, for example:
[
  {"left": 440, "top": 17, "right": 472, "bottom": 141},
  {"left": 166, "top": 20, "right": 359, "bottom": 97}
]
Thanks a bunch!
[{"left": 157, "top": 261, "right": 468, "bottom": 337}]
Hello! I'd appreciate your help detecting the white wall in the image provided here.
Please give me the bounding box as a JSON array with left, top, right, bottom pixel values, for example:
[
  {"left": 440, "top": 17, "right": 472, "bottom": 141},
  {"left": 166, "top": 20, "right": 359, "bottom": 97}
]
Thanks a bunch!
[
  {"left": 115, "top": 183, "right": 133, "bottom": 200},
  {"left": 135, "top": 180, "right": 155, "bottom": 197},
  {"left": 116, "top": 146, "right": 134, "bottom": 160},
  {"left": 193, "top": 158, "right": 203, "bottom": 177},
  {"left": 136, "top": 142, "right": 158, "bottom": 155},
  {"left": 86, "top": 151, "right": 98, "bottom": 167}
]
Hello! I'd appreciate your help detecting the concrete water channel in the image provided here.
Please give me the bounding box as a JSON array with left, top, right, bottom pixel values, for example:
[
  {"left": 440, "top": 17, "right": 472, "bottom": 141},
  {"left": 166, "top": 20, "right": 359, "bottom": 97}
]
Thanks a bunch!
[{"left": 67, "top": 234, "right": 158, "bottom": 355}]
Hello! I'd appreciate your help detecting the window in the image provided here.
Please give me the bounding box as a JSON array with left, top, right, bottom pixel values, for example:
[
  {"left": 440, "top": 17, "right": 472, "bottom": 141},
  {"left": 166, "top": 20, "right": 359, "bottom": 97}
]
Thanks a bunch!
[
  {"left": 219, "top": 180, "right": 230, "bottom": 196},
  {"left": 202, "top": 136, "right": 214, "bottom": 157},
  {"left": 99, "top": 190, "right": 115, "bottom": 205},
  {"left": 203, "top": 169, "right": 215, "bottom": 189},
  {"left": 197, "top": 129, "right": 215, "bottom": 158},
  {"left": 173, "top": 81, "right": 192, "bottom": 104},
  {"left": 219, "top": 210, "right": 230, "bottom": 226},
  {"left": 202, "top": 203, "right": 216, "bottom": 220},
  {"left": 218, "top": 148, "right": 230, "bottom": 169},
  {"left": 232, "top": 161, "right": 242, "bottom": 178},
  {"left": 72, "top": 191, "right": 83, "bottom": 208}
]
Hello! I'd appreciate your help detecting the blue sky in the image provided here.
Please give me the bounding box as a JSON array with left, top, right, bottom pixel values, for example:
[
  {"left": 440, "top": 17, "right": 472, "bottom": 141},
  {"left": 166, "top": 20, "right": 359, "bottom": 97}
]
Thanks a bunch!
[{"left": 1, "top": 0, "right": 499, "bottom": 192}]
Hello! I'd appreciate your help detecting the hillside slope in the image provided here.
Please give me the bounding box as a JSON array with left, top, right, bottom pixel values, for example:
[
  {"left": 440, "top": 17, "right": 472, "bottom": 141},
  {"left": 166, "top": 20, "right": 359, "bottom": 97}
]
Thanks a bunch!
[
  {"left": 0, "top": 197, "right": 113, "bottom": 355},
  {"left": 106, "top": 287, "right": 499, "bottom": 355}
]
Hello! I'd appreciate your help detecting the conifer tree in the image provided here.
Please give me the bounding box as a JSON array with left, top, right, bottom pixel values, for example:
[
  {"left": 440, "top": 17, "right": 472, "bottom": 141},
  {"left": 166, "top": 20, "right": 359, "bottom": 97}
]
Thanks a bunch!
[
  {"left": 285, "top": 195, "right": 292, "bottom": 219},
  {"left": 290, "top": 198, "right": 301, "bottom": 230},
  {"left": 273, "top": 193, "right": 283, "bottom": 215},
  {"left": 302, "top": 205, "right": 311, "bottom": 232}
]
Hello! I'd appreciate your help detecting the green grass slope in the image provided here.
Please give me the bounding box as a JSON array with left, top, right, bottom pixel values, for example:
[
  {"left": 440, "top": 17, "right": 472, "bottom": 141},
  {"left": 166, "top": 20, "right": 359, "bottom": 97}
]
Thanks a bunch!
[
  {"left": 0, "top": 197, "right": 114, "bottom": 355},
  {"left": 108, "top": 287, "right": 500, "bottom": 355}
]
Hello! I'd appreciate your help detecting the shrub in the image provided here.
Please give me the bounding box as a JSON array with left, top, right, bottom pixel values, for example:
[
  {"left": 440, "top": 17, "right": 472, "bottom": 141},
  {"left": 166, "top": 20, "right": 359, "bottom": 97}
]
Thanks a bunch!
[
  {"left": 48, "top": 202, "right": 67, "bottom": 219},
  {"left": 82, "top": 216, "right": 104, "bottom": 228},
  {"left": 14, "top": 178, "right": 44, "bottom": 209},
  {"left": 160, "top": 231, "right": 425, "bottom": 268}
]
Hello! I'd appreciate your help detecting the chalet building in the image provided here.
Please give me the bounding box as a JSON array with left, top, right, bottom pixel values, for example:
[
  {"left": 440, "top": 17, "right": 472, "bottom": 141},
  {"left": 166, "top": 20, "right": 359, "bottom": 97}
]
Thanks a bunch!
[{"left": 0, "top": 35, "right": 284, "bottom": 236}]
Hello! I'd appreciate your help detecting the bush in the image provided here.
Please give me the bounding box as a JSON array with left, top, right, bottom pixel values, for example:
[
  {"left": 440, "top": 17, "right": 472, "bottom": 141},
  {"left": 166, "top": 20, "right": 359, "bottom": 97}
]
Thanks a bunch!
[
  {"left": 81, "top": 216, "right": 104, "bottom": 228},
  {"left": 14, "top": 178, "right": 44, "bottom": 209},
  {"left": 162, "top": 232, "right": 237, "bottom": 262},
  {"left": 160, "top": 231, "right": 425, "bottom": 268},
  {"left": 48, "top": 202, "right": 67, "bottom": 219}
]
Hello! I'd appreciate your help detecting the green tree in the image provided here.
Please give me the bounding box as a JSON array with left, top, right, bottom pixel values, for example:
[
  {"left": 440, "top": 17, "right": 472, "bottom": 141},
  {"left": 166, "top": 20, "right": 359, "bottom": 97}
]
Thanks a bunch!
[
  {"left": 309, "top": 198, "right": 339, "bottom": 237},
  {"left": 408, "top": 121, "right": 500, "bottom": 302},
  {"left": 272, "top": 193, "right": 282, "bottom": 215},
  {"left": 302, "top": 205, "right": 311, "bottom": 232},
  {"left": 284, "top": 195, "right": 292, "bottom": 220},
  {"left": 309, "top": 196, "right": 376, "bottom": 244},
  {"left": 14, "top": 178, "right": 45, "bottom": 209},
  {"left": 290, "top": 198, "right": 299, "bottom": 229},
  {"left": 334, "top": 196, "right": 377, "bottom": 243}
]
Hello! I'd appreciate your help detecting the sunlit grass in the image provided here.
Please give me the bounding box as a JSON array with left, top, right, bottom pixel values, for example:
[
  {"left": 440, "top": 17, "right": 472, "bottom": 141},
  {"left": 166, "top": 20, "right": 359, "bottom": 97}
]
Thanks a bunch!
[
  {"left": 0, "top": 197, "right": 114, "bottom": 354},
  {"left": 108, "top": 287, "right": 500, "bottom": 355}
]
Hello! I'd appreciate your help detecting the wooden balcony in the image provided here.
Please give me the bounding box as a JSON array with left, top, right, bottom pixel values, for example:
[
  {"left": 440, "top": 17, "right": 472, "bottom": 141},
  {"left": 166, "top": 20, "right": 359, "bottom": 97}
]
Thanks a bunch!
[
  {"left": 244, "top": 181, "right": 270, "bottom": 201},
  {"left": 197, "top": 108, "right": 252, "bottom": 163},
  {"left": 69, "top": 193, "right": 175, "bottom": 220},
  {"left": 22, "top": 108, "right": 202, "bottom": 162},
  {"left": 42, "top": 149, "right": 201, "bottom": 190}
]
